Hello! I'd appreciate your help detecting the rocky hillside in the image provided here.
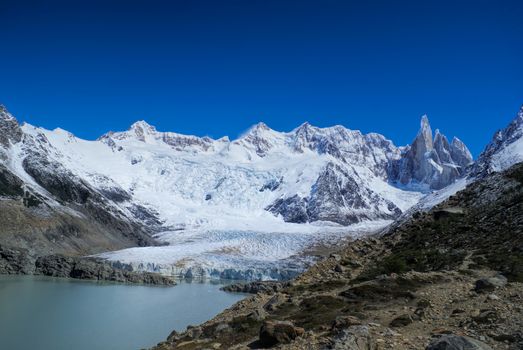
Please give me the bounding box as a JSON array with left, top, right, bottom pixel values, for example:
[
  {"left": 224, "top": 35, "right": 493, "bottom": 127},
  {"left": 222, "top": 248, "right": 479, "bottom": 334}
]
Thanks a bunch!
[
  {"left": 152, "top": 162, "right": 523, "bottom": 350},
  {"left": 0, "top": 106, "right": 169, "bottom": 282}
]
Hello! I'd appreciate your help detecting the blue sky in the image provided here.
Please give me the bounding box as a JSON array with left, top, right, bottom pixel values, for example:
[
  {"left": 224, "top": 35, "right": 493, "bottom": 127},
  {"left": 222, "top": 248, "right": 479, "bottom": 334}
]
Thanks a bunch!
[{"left": 1, "top": 0, "right": 522, "bottom": 156}]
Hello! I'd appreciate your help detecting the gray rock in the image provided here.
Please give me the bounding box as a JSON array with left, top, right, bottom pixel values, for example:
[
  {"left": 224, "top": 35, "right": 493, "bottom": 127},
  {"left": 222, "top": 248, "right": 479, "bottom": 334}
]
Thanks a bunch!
[
  {"left": 390, "top": 115, "right": 472, "bottom": 190},
  {"left": 390, "top": 313, "right": 413, "bottom": 327},
  {"left": 474, "top": 275, "right": 507, "bottom": 292},
  {"left": 0, "top": 244, "right": 36, "bottom": 274},
  {"left": 426, "top": 335, "right": 493, "bottom": 350},
  {"left": 0, "top": 105, "right": 23, "bottom": 148},
  {"left": 221, "top": 281, "right": 285, "bottom": 294},
  {"left": 34, "top": 254, "right": 175, "bottom": 285},
  {"left": 328, "top": 325, "right": 375, "bottom": 350},
  {"left": 472, "top": 310, "right": 497, "bottom": 324}
]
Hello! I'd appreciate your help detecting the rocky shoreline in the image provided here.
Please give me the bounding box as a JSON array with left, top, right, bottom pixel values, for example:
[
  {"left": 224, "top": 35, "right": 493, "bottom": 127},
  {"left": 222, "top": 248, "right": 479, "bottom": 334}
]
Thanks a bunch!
[{"left": 0, "top": 244, "right": 175, "bottom": 285}]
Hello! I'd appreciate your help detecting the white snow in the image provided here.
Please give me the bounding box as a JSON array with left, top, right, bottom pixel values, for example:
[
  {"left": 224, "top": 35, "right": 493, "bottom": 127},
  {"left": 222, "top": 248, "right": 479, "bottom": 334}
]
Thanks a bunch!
[
  {"left": 98, "top": 220, "right": 391, "bottom": 280},
  {"left": 419, "top": 177, "right": 470, "bottom": 210},
  {"left": 490, "top": 137, "right": 523, "bottom": 172},
  {"left": 14, "top": 121, "right": 429, "bottom": 279}
]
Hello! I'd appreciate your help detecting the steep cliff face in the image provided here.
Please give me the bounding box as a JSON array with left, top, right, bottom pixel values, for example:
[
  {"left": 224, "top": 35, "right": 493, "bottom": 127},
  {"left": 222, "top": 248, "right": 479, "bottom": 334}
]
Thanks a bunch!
[{"left": 389, "top": 115, "right": 473, "bottom": 190}]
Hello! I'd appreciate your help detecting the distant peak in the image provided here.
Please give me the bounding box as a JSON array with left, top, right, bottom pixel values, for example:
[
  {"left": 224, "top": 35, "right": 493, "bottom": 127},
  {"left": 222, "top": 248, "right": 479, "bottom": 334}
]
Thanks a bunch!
[
  {"left": 130, "top": 120, "right": 157, "bottom": 132},
  {"left": 0, "top": 104, "right": 15, "bottom": 121},
  {"left": 420, "top": 114, "right": 431, "bottom": 130},
  {"left": 293, "top": 121, "right": 316, "bottom": 134},
  {"left": 253, "top": 122, "right": 270, "bottom": 130},
  {"left": 243, "top": 122, "right": 273, "bottom": 136}
]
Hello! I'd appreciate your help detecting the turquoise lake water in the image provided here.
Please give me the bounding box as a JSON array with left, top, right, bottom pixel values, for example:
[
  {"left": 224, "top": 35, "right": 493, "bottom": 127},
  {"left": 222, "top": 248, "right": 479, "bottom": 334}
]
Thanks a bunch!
[{"left": 0, "top": 275, "right": 244, "bottom": 350}]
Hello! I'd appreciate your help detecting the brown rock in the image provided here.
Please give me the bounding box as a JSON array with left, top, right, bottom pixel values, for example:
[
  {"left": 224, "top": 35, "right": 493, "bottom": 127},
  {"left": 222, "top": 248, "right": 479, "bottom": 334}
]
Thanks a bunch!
[
  {"left": 258, "top": 320, "right": 304, "bottom": 347},
  {"left": 390, "top": 314, "right": 413, "bottom": 328}
]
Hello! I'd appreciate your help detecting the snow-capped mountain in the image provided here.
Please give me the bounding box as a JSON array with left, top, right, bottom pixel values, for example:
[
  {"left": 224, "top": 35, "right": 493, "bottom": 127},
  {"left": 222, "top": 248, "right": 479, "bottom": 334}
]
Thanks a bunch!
[
  {"left": 472, "top": 105, "right": 523, "bottom": 175},
  {"left": 0, "top": 104, "right": 474, "bottom": 279}
]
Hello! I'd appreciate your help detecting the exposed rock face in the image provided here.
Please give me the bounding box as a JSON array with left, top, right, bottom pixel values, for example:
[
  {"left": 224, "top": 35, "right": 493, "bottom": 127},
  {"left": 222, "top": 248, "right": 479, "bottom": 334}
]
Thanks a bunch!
[
  {"left": 221, "top": 281, "right": 286, "bottom": 294},
  {"left": 268, "top": 162, "right": 402, "bottom": 225},
  {"left": 0, "top": 105, "right": 23, "bottom": 148},
  {"left": 390, "top": 115, "right": 472, "bottom": 190},
  {"left": 0, "top": 245, "right": 35, "bottom": 274},
  {"left": 100, "top": 120, "right": 216, "bottom": 152},
  {"left": 34, "top": 254, "right": 175, "bottom": 285}
]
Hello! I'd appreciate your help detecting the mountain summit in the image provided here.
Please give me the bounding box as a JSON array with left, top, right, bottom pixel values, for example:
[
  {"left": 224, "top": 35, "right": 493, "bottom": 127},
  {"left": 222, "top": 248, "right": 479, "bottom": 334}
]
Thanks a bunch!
[{"left": 389, "top": 115, "right": 473, "bottom": 190}]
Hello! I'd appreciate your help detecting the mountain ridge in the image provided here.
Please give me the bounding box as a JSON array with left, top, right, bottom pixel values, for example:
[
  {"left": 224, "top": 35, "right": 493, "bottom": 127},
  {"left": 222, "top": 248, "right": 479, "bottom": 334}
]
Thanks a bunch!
[{"left": 3, "top": 104, "right": 522, "bottom": 280}]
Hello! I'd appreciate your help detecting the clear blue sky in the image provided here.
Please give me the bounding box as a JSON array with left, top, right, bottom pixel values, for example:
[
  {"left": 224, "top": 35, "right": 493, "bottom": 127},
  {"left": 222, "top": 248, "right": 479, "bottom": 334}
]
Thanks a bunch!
[{"left": 1, "top": 0, "right": 522, "bottom": 156}]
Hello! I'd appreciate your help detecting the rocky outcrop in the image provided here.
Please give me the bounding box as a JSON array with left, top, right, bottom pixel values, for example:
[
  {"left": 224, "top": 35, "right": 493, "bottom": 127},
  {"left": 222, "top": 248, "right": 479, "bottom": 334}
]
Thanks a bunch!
[
  {"left": 0, "top": 244, "right": 36, "bottom": 274},
  {"left": 268, "top": 162, "right": 402, "bottom": 225},
  {"left": 221, "top": 281, "right": 286, "bottom": 294},
  {"left": 390, "top": 116, "right": 473, "bottom": 190},
  {"left": 258, "top": 320, "right": 304, "bottom": 347},
  {"left": 34, "top": 254, "right": 175, "bottom": 285},
  {"left": 0, "top": 105, "right": 23, "bottom": 148},
  {"left": 0, "top": 244, "right": 174, "bottom": 285}
]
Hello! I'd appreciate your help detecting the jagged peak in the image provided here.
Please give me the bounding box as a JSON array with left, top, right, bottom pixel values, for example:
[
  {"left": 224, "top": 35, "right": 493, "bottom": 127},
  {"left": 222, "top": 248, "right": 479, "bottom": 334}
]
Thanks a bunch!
[
  {"left": 129, "top": 120, "right": 157, "bottom": 133},
  {"left": 291, "top": 121, "right": 317, "bottom": 135},
  {"left": 451, "top": 136, "right": 465, "bottom": 147},
  {"left": 414, "top": 114, "right": 433, "bottom": 149},
  {"left": 420, "top": 114, "right": 431, "bottom": 130},
  {"left": 516, "top": 104, "right": 523, "bottom": 124},
  {"left": 240, "top": 122, "right": 277, "bottom": 139},
  {"left": 248, "top": 122, "right": 273, "bottom": 133},
  {"left": 0, "top": 105, "right": 16, "bottom": 122}
]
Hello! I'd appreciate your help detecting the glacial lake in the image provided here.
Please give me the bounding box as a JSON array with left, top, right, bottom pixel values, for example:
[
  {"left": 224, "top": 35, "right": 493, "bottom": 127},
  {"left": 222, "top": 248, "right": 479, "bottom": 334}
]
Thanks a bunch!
[{"left": 0, "top": 275, "right": 245, "bottom": 350}]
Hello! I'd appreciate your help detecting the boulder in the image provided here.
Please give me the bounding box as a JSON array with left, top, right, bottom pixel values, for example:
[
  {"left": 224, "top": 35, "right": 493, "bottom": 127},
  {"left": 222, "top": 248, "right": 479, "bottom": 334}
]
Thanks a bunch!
[
  {"left": 426, "top": 335, "right": 493, "bottom": 350},
  {"left": 329, "top": 325, "right": 375, "bottom": 350},
  {"left": 258, "top": 320, "right": 304, "bottom": 347},
  {"left": 474, "top": 275, "right": 507, "bottom": 293},
  {"left": 332, "top": 316, "right": 362, "bottom": 330},
  {"left": 390, "top": 314, "right": 413, "bottom": 327}
]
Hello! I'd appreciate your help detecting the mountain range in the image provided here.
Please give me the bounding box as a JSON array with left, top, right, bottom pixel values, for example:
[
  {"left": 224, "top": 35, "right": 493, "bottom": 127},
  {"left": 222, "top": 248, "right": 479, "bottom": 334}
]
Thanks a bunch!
[{"left": 0, "top": 104, "right": 522, "bottom": 279}]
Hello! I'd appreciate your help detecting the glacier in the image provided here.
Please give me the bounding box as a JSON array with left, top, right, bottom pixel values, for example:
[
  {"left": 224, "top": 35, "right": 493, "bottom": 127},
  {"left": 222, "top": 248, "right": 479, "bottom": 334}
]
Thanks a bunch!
[{"left": 0, "top": 104, "right": 481, "bottom": 280}]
